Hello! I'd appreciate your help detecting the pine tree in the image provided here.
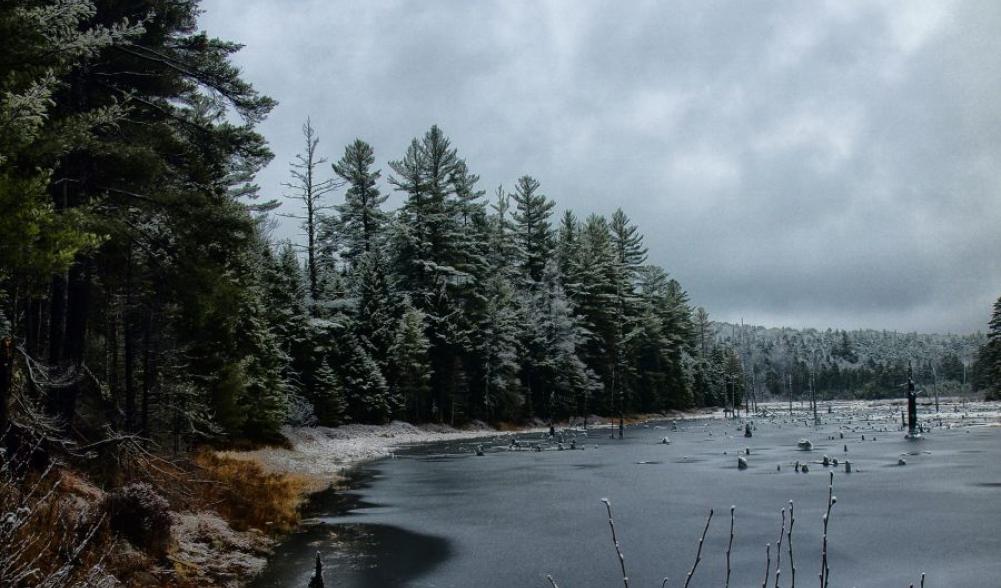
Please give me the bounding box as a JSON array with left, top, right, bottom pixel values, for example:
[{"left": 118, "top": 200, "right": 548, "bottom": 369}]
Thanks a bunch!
[
  {"left": 332, "top": 139, "right": 388, "bottom": 266},
  {"left": 351, "top": 247, "right": 396, "bottom": 363},
  {"left": 312, "top": 359, "right": 348, "bottom": 426},
  {"left": 477, "top": 273, "right": 523, "bottom": 419},
  {"left": 535, "top": 260, "right": 600, "bottom": 420},
  {"left": 388, "top": 297, "right": 433, "bottom": 421},
  {"left": 339, "top": 333, "right": 394, "bottom": 422},
  {"left": 556, "top": 210, "right": 580, "bottom": 283},
  {"left": 978, "top": 295, "right": 1001, "bottom": 399},
  {"left": 488, "top": 185, "right": 520, "bottom": 278},
  {"left": 389, "top": 125, "right": 469, "bottom": 419},
  {"left": 510, "top": 176, "right": 556, "bottom": 285},
  {"left": 265, "top": 241, "right": 310, "bottom": 352},
  {"left": 574, "top": 214, "right": 617, "bottom": 412}
]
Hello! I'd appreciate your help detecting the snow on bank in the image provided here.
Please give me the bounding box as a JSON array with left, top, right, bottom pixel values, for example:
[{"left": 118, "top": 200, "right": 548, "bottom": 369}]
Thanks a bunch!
[
  {"left": 221, "top": 421, "right": 521, "bottom": 482},
  {"left": 224, "top": 411, "right": 720, "bottom": 483},
  {"left": 171, "top": 512, "right": 272, "bottom": 587}
]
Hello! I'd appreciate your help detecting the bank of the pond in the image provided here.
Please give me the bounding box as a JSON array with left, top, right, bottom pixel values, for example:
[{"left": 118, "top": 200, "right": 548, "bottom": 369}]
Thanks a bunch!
[
  {"left": 222, "top": 412, "right": 719, "bottom": 488},
  {"left": 220, "top": 411, "right": 719, "bottom": 585}
]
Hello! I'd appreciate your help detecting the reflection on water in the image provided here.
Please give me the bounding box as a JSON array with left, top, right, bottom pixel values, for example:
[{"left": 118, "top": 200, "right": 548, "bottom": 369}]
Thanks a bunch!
[
  {"left": 250, "top": 522, "right": 451, "bottom": 588},
  {"left": 250, "top": 469, "right": 452, "bottom": 588}
]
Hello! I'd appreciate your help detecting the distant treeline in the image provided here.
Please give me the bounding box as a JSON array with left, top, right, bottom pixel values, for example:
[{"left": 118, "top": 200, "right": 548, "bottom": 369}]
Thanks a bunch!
[{"left": 711, "top": 322, "right": 991, "bottom": 401}]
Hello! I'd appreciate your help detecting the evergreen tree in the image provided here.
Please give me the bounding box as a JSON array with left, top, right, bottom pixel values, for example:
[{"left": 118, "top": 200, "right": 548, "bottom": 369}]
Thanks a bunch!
[
  {"left": 351, "top": 247, "right": 396, "bottom": 363},
  {"left": 335, "top": 332, "right": 394, "bottom": 422},
  {"left": 389, "top": 125, "right": 469, "bottom": 419},
  {"left": 510, "top": 176, "right": 556, "bottom": 284},
  {"left": 488, "top": 185, "right": 520, "bottom": 278},
  {"left": 976, "top": 295, "right": 1001, "bottom": 399},
  {"left": 533, "top": 260, "right": 600, "bottom": 420},
  {"left": 312, "top": 359, "right": 347, "bottom": 426},
  {"left": 477, "top": 273, "right": 523, "bottom": 419},
  {"left": 388, "top": 297, "right": 433, "bottom": 421},
  {"left": 331, "top": 139, "right": 387, "bottom": 266}
]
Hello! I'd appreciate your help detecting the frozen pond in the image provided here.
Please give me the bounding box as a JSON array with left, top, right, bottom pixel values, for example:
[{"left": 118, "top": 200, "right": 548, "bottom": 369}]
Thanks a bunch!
[{"left": 252, "top": 402, "right": 1001, "bottom": 587}]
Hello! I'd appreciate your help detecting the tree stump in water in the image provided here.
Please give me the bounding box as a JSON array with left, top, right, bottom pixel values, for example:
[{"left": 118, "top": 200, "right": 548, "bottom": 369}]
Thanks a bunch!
[{"left": 309, "top": 552, "right": 324, "bottom": 588}]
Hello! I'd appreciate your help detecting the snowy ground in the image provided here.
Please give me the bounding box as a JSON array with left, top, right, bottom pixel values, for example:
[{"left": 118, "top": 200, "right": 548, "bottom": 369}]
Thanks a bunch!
[
  {"left": 222, "top": 411, "right": 718, "bottom": 484},
  {"left": 219, "top": 421, "right": 532, "bottom": 483}
]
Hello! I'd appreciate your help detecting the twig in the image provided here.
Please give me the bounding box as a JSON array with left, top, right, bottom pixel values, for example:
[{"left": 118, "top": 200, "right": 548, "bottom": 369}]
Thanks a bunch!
[
  {"left": 788, "top": 501, "right": 796, "bottom": 588},
  {"left": 762, "top": 543, "right": 771, "bottom": 588},
  {"left": 545, "top": 574, "right": 560, "bottom": 588},
  {"left": 820, "top": 472, "right": 836, "bottom": 588},
  {"left": 920, "top": 572, "right": 925, "bottom": 588},
  {"left": 683, "top": 508, "right": 713, "bottom": 588},
  {"left": 601, "top": 498, "right": 629, "bottom": 588},
  {"left": 725, "top": 505, "right": 735, "bottom": 588},
  {"left": 775, "top": 508, "right": 786, "bottom": 588}
]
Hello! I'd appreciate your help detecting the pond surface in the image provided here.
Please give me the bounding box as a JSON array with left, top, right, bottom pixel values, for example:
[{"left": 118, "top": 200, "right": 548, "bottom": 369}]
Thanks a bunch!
[{"left": 252, "top": 406, "right": 1001, "bottom": 587}]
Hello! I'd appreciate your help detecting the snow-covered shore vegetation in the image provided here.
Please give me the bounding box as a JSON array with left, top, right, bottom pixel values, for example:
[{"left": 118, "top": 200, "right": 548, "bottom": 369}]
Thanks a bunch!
[{"left": 222, "top": 421, "right": 513, "bottom": 482}]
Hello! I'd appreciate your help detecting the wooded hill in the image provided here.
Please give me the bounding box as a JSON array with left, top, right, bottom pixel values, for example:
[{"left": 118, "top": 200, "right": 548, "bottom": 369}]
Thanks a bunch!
[{"left": 711, "top": 321, "right": 987, "bottom": 401}]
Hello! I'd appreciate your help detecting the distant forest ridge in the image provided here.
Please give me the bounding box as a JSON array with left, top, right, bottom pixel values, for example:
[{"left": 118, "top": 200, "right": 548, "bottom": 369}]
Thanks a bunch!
[{"left": 710, "top": 321, "right": 986, "bottom": 400}]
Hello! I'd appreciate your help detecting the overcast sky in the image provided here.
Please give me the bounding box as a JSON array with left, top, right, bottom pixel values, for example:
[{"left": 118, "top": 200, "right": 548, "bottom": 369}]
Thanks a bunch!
[{"left": 200, "top": 0, "right": 1001, "bottom": 335}]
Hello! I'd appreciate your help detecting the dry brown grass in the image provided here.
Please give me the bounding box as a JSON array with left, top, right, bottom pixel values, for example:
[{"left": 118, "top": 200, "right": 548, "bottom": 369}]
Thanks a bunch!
[
  {"left": 1, "top": 458, "right": 117, "bottom": 586},
  {"left": 191, "top": 451, "right": 310, "bottom": 534}
]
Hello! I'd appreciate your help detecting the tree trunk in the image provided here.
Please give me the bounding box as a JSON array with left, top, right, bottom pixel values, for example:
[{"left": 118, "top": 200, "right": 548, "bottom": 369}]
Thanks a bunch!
[
  {"left": 0, "top": 337, "right": 13, "bottom": 435},
  {"left": 141, "top": 302, "right": 158, "bottom": 437},
  {"left": 124, "top": 249, "right": 136, "bottom": 432},
  {"left": 64, "top": 261, "right": 90, "bottom": 365},
  {"left": 48, "top": 272, "right": 67, "bottom": 364}
]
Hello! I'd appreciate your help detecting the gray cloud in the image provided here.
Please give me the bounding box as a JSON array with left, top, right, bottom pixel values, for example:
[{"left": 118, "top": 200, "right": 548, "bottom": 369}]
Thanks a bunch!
[{"left": 200, "top": 0, "right": 1001, "bottom": 334}]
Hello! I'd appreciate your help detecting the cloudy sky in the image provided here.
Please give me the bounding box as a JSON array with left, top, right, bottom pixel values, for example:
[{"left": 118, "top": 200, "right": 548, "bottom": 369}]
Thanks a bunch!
[{"left": 200, "top": 0, "right": 1001, "bottom": 334}]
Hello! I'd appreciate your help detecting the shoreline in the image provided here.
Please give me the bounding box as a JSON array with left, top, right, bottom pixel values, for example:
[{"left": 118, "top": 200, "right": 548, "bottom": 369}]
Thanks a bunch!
[
  {"left": 222, "top": 409, "right": 723, "bottom": 490},
  {"left": 217, "top": 409, "right": 718, "bottom": 585}
]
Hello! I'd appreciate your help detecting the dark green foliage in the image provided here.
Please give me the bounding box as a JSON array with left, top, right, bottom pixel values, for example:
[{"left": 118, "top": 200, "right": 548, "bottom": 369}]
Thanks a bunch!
[
  {"left": 511, "top": 176, "right": 556, "bottom": 284},
  {"left": 973, "top": 296, "right": 1001, "bottom": 399},
  {"left": 311, "top": 359, "right": 347, "bottom": 426},
  {"left": 332, "top": 139, "right": 387, "bottom": 266},
  {"left": 388, "top": 298, "right": 433, "bottom": 421},
  {"left": 0, "top": 4, "right": 712, "bottom": 441}
]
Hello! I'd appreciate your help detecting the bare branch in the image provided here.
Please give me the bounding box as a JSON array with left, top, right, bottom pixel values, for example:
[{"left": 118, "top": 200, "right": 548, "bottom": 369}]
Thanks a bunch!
[{"left": 683, "top": 508, "right": 713, "bottom": 588}]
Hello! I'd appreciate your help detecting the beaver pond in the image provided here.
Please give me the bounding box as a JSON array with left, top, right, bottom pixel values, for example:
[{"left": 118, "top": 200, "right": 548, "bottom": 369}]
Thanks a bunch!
[{"left": 251, "top": 401, "right": 1001, "bottom": 587}]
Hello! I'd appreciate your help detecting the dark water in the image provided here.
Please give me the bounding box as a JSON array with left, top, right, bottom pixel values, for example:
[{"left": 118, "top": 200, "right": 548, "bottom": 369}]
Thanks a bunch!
[{"left": 252, "top": 411, "right": 1001, "bottom": 587}]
